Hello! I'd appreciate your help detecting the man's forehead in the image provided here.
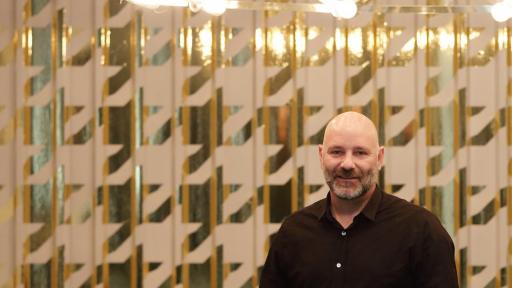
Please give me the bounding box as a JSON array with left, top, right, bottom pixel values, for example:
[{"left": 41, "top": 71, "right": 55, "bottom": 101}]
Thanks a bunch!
[
  {"left": 328, "top": 114, "right": 375, "bottom": 131},
  {"left": 325, "top": 131, "right": 376, "bottom": 147},
  {"left": 324, "top": 124, "right": 379, "bottom": 150},
  {"left": 324, "top": 112, "right": 379, "bottom": 146}
]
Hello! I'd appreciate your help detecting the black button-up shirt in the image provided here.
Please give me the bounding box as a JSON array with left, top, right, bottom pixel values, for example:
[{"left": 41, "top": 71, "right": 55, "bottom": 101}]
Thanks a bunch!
[{"left": 260, "top": 188, "right": 459, "bottom": 288}]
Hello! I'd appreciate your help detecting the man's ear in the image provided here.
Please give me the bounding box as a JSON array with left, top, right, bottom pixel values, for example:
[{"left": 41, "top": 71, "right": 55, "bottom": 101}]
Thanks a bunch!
[
  {"left": 318, "top": 144, "right": 324, "bottom": 166},
  {"left": 377, "top": 146, "right": 384, "bottom": 170}
]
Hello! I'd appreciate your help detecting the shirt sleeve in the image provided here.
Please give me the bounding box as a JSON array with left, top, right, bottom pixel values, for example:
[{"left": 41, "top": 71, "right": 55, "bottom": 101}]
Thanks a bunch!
[
  {"left": 412, "top": 209, "right": 459, "bottom": 288},
  {"left": 259, "top": 223, "right": 288, "bottom": 288}
]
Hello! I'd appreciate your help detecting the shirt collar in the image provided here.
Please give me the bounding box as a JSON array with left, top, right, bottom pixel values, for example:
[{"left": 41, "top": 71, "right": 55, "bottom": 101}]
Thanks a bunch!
[{"left": 317, "top": 186, "right": 383, "bottom": 222}]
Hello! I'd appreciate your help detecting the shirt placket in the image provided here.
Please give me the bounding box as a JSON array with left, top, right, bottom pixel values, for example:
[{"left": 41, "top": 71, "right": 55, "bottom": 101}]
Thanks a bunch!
[{"left": 332, "top": 226, "right": 349, "bottom": 287}]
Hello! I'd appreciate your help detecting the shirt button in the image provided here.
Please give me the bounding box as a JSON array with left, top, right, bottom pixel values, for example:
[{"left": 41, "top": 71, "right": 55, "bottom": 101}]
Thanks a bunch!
[
  {"left": 341, "top": 231, "right": 347, "bottom": 236},
  {"left": 336, "top": 263, "right": 341, "bottom": 268}
]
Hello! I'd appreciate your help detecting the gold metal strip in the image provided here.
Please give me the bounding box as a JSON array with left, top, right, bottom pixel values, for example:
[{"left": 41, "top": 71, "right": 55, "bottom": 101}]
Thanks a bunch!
[
  {"left": 452, "top": 14, "right": 465, "bottom": 286},
  {"left": 370, "top": 14, "right": 380, "bottom": 188},
  {"left": 90, "top": 2, "right": 98, "bottom": 287},
  {"left": 181, "top": 9, "right": 191, "bottom": 288},
  {"left": 22, "top": 2, "right": 32, "bottom": 286},
  {"left": 290, "top": 13, "right": 299, "bottom": 214},
  {"left": 302, "top": 96, "right": 310, "bottom": 205},
  {"left": 494, "top": 194, "right": 501, "bottom": 287},
  {"left": 507, "top": 25, "right": 512, "bottom": 288},
  {"left": 464, "top": 16, "right": 473, "bottom": 288},
  {"left": 424, "top": 16, "right": 432, "bottom": 214},
  {"left": 222, "top": 123, "right": 230, "bottom": 286},
  {"left": 51, "top": 8, "right": 59, "bottom": 288},
  {"left": 452, "top": 14, "right": 460, "bottom": 229},
  {"left": 170, "top": 13, "right": 177, "bottom": 288},
  {"left": 102, "top": 2, "right": 111, "bottom": 287},
  {"left": 23, "top": 109, "right": 31, "bottom": 288},
  {"left": 342, "top": 26, "right": 351, "bottom": 112},
  {"left": 262, "top": 9, "right": 270, "bottom": 236},
  {"left": 130, "top": 11, "right": 138, "bottom": 288},
  {"left": 492, "top": 35, "right": 502, "bottom": 287},
  {"left": 507, "top": 27, "right": 512, "bottom": 285},
  {"left": 251, "top": 13, "right": 259, "bottom": 287},
  {"left": 209, "top": 17, "right": 219, "bottom": 288}
]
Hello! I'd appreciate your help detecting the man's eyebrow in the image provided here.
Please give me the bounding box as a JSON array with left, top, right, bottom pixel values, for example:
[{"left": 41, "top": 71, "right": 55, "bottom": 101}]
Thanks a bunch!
[
  {"left": 327, "top": 145, "right": 343, "bottom": 150},
  {"left": 353, "top": 146, "right": 369, "bottom": 150}
]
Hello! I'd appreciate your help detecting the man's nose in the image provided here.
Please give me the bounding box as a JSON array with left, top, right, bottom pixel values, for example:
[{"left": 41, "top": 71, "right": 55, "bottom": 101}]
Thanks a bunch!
[{"left": 340, "top": 153, "right": 355, "bottom": 170}]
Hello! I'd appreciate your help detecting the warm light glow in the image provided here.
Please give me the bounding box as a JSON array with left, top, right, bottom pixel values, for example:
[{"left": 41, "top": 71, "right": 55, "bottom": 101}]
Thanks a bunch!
[
  {"left": 186, "top": 27, "right": 193, "bottom": 55},
  {"left": 128, "top": 0, "right": 187, "bottom": 8},
  {"left": 402, "top": 38, "right": 415, "bottom": 53},
  {"left": 400, "top": 28, "right": 480, "bottom": 55},
  {"left": 188, "top": 0, "right": 202, "bottom": 12},
  {"left": 199, "top": 23, "right": 213, "bottom": 60},
  {"left": 498, "top": 28, "right": 508, "bottom": 48},
  {"left": 106, "top": 30, "right": 111, "bottom": 48},
  {"left": 438, "top": 28, "right": 454, "bottom": 50},
  {"left": 100, "top": 28, "right": 105, "bottom": 47},
  {"left": 202, "top": 0, "right": 227, "bottom": 15},
  {"left": 308, "top": 28, "right": 320, "bottom": 40},
  {"left": 220, "top": 29, "right": 226, "bottom": 53},
  {"left": 179, "top": 28, "right": 185, "bottom": 48},
  {"left": 335, "top": 28, "right": 345, "bottom": 50},
  {"left": 491, "top": 1, "right": 512, "bottom": 22},
  {"left": 255, "top": 28, "right": 263, "bottom": 51},
  {"left": 62, "top": 26, "right": 68, "bottom": 61},
  {"left": 458, "top": 30, "right": 480, "bottom": 48},
  {"left": 400, "top": 30, "right": 427, "bottom": 54},
  {"left": 129, "top": 0, "right": 159, "bottom": 9},
  {"left": 418, "top": 30, "right": 429, "bottom": 49},
  {"left": 375, "top": 29, "right": 388, "bottom": 55},
  {"left": 295, "top": 27, "right": 306, "bottom": 57},
  {"left": 27, "top": 28, "right": 33, "bottom": 57},
  {"left": 270, "top": 29, "right": 286, "bottom": 56},
  {"left": 325, "top": 37, "right": 334, "bottom": 52},
  {"left": 21, "top": 31, "right": 25, "bottom": 50},
  {"left": 140, "top": 28, "right": 146, "bottom": 50},
  {"left": 347, "top": 29, "right": 363, "bottom": 57},
  {"left": 126, "top": 1, "right": 506, "bottom": 23},
  {"left": 323, "top": 0, "right": 358, "bottom": 19}
]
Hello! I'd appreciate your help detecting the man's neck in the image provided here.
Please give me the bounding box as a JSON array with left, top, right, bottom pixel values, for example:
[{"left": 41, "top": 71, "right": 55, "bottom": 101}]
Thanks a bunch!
[{"left": 330, "top": 185, "right": 376, "bottom": 229}]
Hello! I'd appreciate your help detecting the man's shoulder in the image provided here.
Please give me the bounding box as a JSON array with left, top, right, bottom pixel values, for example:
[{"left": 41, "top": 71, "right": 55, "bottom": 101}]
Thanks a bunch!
[
  {"left": 272, "top": 197, "right": 327, "bottom": 244},
  {"left": 380, "top": 191, "right": 447, "bottom": 227},
  {"left": 281, "top": 197, "right": 326, "bottom": 227},
  {"left": 381, "top": 192, "right": 439, "bottom": 220}
]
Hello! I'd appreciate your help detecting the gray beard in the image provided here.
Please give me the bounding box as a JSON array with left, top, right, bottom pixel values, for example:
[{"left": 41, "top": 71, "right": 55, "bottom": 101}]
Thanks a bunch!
[{"left": 326, "top": 167, "right": 378, "bottom": 200}]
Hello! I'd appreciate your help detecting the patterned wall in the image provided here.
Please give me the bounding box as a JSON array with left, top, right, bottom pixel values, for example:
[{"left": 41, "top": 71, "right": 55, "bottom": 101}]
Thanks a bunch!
[{"left": 0, "top": 0, "right": 511, "bottom": 287}]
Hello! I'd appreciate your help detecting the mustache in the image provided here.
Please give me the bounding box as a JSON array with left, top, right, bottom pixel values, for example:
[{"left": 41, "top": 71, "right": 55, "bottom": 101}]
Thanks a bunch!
[{"left": 333, "top": 169, "right": 359, "bottom": 178}]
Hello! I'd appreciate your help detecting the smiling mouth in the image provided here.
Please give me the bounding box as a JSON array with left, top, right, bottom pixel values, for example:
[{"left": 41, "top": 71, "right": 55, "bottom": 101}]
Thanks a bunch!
[{"left": 335, "top": 176, "right": 359, "bottom": 181}]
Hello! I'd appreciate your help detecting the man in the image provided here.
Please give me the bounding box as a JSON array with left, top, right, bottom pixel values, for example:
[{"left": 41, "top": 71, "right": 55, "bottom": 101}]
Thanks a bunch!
[{"left": 260, "top": 111, "right": 459, "bottom": 287}]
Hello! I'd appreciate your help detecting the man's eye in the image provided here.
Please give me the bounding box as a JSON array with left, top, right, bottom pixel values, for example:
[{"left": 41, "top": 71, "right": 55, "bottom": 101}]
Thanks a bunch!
[{"left": 354, "top": 151, "right": 367, "bottom": 156}]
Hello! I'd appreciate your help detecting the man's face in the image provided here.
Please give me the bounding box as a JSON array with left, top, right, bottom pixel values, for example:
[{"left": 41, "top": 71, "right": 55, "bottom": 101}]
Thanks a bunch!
[{"left": 319, "top": 126, "right": 383, "bottom": 200}]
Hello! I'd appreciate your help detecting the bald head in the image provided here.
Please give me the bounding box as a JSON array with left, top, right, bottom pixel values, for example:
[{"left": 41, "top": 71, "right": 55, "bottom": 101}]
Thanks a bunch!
[
  {"left": 323, "top": 112, "right": 380, "bottom": 150},
  {"left": 319, "top": 111, "right": 384, "bottom": 201}
]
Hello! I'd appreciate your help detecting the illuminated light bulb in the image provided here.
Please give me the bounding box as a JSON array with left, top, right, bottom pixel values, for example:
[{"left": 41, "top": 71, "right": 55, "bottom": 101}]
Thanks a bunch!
[
  {"left": 128, "top": 0, "right": 188, "bottom": 8},
  {"left": 202, "top": 0, "right": 227, "bottom": 15},
  {"left": 128, "top": 0, "right": 159, "bottom": 9},
  {"left": 329, "top": 0, "right": 358, "bottom": 19},
  {"left": 188, "top": 0, "right": 203, "bottom": 12},
  {"left": 491, "top": 1, "right": 512, "bottom": 22},
  {"left": 163, "top": 0, "right": 188, "bottom": 6}
]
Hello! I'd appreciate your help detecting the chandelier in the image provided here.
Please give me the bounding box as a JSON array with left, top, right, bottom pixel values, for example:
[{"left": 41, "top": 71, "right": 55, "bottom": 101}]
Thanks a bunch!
[{"left": 127, "top": 0, "right": 512, "bottom": 22}]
